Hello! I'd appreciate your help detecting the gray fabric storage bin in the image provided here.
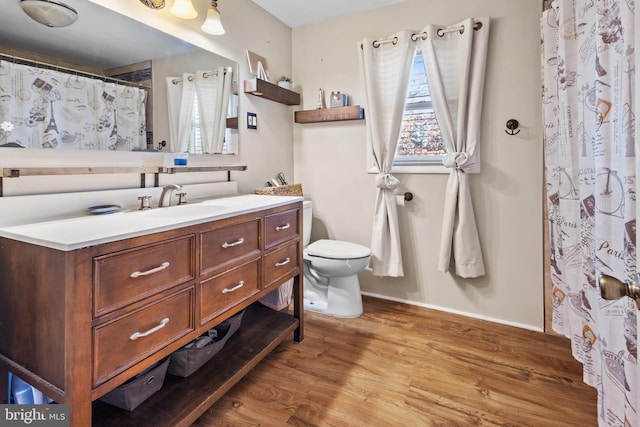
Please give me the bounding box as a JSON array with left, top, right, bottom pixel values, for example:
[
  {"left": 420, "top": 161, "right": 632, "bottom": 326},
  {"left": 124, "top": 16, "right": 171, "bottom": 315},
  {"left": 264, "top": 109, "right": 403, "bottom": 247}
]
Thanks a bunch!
[
  {"left": 168, "top": 309, "right": 244, "bottom": 378},
  {"left": 99, "top": 357, "right": 169, "bottom": 411},
  {"left": 259, "top": 278, "right": 293, "bottom": 311}
]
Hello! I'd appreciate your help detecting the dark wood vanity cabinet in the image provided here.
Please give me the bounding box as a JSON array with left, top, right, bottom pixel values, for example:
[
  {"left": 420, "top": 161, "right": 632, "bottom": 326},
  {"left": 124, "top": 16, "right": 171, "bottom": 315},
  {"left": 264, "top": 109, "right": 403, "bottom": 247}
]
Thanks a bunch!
[{"left": 0, "top": 201, "right": 303, "bottom": 427}]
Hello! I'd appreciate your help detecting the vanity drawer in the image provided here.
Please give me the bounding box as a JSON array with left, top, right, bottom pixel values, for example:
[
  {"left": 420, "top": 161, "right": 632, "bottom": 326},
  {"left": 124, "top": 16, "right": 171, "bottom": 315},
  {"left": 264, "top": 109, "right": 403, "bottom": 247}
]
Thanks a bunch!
[
  {"left": 200, "top": 259, "right": 260, "bottom": 325},
  {"left": 263, "top": 241, "right": 299, "bottom": 290},
  {"left": 93, "top": 287, "right": 195, "bottom": 387},
  {"left": 201, "top": 219, "right": 260, "bottom": 276},
  {"left": 94, "top": 235, "right": 195, "bottom": 317},
  {"left": 264, "top": 208, "right": 299, "bottom": 250}
]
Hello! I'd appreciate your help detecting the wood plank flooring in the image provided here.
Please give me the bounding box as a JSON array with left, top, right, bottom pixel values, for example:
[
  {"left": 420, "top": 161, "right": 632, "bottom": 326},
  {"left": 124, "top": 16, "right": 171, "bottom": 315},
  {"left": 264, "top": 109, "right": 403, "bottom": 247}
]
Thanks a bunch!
[{"left": 192, "top": 296, "right": 597, "bottom": 427}]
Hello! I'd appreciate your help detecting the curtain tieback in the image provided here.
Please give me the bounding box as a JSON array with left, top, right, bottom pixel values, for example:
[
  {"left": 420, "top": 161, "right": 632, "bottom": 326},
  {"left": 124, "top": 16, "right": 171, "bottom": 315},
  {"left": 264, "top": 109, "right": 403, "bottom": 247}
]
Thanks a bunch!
[
  {"left": 443, "top": 152, "right": 471, "bottom": 170},
  {"left": 375, "top": 173, "right": 400, "bottom": 190}
]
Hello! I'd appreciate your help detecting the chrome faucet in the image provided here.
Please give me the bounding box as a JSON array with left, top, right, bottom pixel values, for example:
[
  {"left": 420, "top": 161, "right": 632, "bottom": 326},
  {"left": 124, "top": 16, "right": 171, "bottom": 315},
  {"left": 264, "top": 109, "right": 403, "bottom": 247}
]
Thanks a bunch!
[{"left": 159, "top": 184, "right": 183, "bottom": 207}]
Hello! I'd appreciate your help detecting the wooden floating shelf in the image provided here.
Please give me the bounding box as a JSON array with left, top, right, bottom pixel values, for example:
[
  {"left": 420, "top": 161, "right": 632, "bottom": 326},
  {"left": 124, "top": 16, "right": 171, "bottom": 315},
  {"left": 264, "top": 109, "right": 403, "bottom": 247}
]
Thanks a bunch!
[
  {"left": 294, "top": 105, "right": 365, "bottom": 123},
  {"left": 1, "top": 167, "right": 159, "bottom": 178},
  {"left": 226, "top": 117, "right": 238, "bottom": 129},
  {"left": 244, "top": 78, "right": 300, "bottom": 106},
  {"left": 158, "top": 165, "right": 248, "bottom": 174},
  {"left": 0, "top": 165, "right": 248, "bottom": 196},
  {"left": 1, "top": 165, "right": 247, "bottom": 178}
]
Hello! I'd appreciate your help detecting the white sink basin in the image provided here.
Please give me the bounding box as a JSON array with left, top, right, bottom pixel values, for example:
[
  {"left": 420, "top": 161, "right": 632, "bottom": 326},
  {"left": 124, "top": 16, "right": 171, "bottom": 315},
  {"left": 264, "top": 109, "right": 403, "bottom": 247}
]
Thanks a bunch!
[
  {"left": 199, "top": 194, "right": 281, "bottom": 208},
  {"left": 140, "top": 204, "right": 224, "bottom": 218},
  {"left": 0, "top": 193, "right": 303, "bottom": 251}
]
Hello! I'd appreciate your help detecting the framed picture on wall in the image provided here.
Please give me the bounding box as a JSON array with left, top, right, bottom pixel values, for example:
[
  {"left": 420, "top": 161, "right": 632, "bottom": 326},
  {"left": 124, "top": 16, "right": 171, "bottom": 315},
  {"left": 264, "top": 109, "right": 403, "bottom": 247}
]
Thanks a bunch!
[{"left": 246, "top": 50, "right": 270, "bottom": 81}]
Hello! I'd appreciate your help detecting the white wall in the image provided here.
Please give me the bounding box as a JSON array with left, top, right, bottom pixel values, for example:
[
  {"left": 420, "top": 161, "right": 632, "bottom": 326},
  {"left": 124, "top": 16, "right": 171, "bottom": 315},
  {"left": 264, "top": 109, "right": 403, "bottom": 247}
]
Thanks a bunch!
[
  {"left": 292, "top": 0, "right": 544, "bottom": 329},
  {"left": 0, "top": 0, "right": 295, "bottom": 196}
]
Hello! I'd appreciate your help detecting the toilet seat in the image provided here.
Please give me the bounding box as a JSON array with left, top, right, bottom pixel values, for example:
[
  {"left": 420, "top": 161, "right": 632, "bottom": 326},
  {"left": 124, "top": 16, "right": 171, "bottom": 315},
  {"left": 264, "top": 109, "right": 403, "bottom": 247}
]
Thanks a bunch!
[{"left": 305, "top": 239, "right": 371, "bottom": 260}]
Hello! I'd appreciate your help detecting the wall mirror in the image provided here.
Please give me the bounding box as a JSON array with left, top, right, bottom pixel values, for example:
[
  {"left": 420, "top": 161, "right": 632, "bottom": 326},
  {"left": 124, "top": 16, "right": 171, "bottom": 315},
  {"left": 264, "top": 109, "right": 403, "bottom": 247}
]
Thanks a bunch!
[{"left": 0, "top": 0, "right": 239, "bottom": 155}]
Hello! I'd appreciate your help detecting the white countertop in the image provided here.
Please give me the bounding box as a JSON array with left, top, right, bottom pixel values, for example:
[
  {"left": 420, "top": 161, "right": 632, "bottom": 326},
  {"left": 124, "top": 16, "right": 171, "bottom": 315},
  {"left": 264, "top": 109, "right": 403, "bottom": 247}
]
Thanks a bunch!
[{"left": 0, "top": 194, "right": 303, "bottom": 251}]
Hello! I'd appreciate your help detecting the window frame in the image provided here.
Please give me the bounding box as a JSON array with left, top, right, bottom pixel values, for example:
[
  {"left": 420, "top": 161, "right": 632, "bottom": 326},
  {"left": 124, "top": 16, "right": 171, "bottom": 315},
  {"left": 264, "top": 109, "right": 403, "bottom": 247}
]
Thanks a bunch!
[{"left": 366, "top": 48, "right": 449, "bottom": 175}]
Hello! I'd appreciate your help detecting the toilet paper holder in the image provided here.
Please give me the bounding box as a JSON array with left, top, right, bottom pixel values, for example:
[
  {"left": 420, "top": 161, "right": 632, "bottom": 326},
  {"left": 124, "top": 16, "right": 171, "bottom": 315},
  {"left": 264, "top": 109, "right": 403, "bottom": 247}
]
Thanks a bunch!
[{"left": 403, "top": 192, "right": 413, "bottom": 201}]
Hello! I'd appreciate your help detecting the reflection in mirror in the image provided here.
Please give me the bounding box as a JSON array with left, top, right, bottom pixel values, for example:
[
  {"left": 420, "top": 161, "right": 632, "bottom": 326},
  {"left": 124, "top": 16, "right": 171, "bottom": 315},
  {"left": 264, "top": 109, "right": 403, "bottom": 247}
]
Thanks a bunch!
[{"left": 0, "top": 0, "right": 238, "bottom": 154}]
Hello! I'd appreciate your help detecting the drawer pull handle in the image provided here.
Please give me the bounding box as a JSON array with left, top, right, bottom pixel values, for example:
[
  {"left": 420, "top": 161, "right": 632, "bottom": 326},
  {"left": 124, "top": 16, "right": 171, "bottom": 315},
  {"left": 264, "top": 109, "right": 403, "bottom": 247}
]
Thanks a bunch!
[
  {"left": 129, "top": 318, "right": 170, "bottom": 341},
  {"left": 275, "top": 257, "right": 291, "bottom": 267},
  {"left": 275, "top": 223, "right": 291, "bottom": 231},
  {"left": 222, "top": 237, "right": 245, "bottom": 248},
  {"left": 222, "top": 281, "right": 245, "bottom": 294},
  {"left": 130, "top": 262, "right": 170, "bottom": 278}
]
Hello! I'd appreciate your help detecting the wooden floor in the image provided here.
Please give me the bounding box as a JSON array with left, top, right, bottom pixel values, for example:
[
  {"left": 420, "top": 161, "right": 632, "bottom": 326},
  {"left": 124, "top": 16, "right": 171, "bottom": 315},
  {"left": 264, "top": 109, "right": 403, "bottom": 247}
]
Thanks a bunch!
[{"left": 192, "top": 296, "right": 597, "bottom": 427}]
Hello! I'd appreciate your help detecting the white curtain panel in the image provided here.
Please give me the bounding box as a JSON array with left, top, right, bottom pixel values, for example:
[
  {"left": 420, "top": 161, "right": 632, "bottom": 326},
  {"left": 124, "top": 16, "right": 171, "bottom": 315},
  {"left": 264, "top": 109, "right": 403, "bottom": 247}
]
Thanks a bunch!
[
  {"left": 0, "top": 61, "right": 146, "bottom": 150},
  {"left": 419, "top": 17, "right": 489, "bottom": 278},
  {"left": 216, "top": 66, "right": 233, "bottom": 153},
  {"left": 542, "top": 1, "right": 637, "bottom": 425},
  {"left": 166, "top": 73, "right": 196, "bottom": 153},
  {"left": 194, "top": 66, "right": 232, "bottom": 154},
  {"left": 166, "top": 76, "right": 181, "bottom": 152},
  {"left": 359, "top": 30, "right": 417, "bottom": 277}
]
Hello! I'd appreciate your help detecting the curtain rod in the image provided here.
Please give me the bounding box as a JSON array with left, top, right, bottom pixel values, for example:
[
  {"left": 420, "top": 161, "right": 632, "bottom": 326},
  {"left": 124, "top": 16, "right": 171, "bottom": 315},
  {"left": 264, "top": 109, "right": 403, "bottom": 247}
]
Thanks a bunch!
[
  {"left": 0, "top": 52, "right": 149, "bottom": 89},
  {"left": 171, "top": 68, "right": 230, "bottom": 85},
  {"left": 363, "top": 21, "right": 483, "bottom": 49}
]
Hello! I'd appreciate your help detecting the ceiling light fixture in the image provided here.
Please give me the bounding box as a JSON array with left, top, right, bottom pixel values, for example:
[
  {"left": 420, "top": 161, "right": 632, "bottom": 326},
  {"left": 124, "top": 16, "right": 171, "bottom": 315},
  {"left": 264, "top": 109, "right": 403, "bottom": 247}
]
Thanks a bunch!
[
  {"left": 170, "top": 0, "right": 198, "bottom": 19},
  {"left": 20, "top": 0, "right": 78, "bottom": 28},
  {"left": 139, "top": 0, "right": 166, "bottom": 9},
  {"left": 201, "top": 0, "right": 225, "bottom": 35}
]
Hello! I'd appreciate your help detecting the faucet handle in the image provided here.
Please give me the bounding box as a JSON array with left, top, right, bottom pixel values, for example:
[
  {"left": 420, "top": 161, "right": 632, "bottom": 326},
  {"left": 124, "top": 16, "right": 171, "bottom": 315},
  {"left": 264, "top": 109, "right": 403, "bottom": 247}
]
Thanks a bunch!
[
  {"left": 177, "top": 192, "right": 188, "bottom": 205},
  {"left": 138, "top": 195, "right": 152, "bottom": 210}
]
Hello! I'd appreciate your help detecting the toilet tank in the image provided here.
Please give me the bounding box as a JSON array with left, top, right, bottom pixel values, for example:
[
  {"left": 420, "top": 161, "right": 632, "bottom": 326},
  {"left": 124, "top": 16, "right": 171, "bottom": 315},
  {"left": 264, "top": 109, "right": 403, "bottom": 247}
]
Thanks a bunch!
[{"left": 303, "top": 200, "right": 313, "bottom": 247}]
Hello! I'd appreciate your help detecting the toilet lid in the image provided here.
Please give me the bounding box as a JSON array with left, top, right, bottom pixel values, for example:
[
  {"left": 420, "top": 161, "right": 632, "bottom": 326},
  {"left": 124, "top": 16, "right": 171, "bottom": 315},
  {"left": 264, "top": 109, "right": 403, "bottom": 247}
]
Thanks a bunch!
[{"left": 305, "top": 239, "right": 371, "bottom": 259}]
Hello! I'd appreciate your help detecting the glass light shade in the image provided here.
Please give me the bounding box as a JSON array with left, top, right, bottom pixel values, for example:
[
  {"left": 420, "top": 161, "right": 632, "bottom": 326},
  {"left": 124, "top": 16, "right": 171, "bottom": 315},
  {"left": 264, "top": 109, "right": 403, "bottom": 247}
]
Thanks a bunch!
[
  {"left": 20, "top": 0, "right": 79, "bottom": 28},
  {"left": 170, "top": 0, "right": 197, "bottom": 19},
  {"left": 201, "top": 7, "right": 225, "bottom": 35}
]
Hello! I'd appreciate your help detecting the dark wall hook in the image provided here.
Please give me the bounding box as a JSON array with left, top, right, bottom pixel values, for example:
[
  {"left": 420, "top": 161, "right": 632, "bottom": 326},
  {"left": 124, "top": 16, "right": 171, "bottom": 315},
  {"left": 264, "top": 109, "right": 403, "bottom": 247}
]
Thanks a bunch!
[{"left": 505, "top": 119, "right": 520, "bottom": 135}]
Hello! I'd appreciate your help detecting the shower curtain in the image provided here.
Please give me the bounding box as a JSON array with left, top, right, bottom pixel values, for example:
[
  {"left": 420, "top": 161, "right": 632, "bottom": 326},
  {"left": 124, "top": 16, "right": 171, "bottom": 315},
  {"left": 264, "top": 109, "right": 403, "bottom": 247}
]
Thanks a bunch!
[
  {"left": 541, "top": 1, "right": 637, "bottom": 425},
  {"left": 166, "top": 66, "right": 232, "bottom": 154},
  {"left": 0, "top": 60, "right": 147, "bottom": 150}
]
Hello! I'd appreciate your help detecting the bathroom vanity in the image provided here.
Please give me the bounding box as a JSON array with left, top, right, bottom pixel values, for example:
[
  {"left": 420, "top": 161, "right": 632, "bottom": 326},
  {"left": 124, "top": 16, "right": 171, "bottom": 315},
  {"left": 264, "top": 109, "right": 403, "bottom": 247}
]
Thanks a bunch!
[{"left": 0, "top": 195, "right": 303, "bottom": 426}]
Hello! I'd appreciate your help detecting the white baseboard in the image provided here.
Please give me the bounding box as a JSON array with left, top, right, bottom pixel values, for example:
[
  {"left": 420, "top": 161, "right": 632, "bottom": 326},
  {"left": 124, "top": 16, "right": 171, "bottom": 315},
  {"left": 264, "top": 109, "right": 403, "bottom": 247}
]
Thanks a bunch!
[{"left": 361, "top": 291, "right": 544, "bottom": 333}]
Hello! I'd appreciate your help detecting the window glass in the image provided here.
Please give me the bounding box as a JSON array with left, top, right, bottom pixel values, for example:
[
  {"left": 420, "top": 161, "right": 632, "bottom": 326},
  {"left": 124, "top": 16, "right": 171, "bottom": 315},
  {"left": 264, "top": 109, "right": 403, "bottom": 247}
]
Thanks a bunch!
[
  {"left": 394, "top": 49, "right": 445, "bottom": 167},
  {"left": 188, "top": 96, "right": 203, "bottom": 154}
]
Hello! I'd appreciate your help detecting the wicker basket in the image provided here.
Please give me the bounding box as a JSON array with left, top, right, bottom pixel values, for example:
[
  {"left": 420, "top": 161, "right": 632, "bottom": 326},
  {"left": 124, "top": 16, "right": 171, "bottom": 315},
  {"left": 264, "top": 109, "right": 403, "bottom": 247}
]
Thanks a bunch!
[{"left": 255, "top": 183, "right": 303, "bottom": 196}]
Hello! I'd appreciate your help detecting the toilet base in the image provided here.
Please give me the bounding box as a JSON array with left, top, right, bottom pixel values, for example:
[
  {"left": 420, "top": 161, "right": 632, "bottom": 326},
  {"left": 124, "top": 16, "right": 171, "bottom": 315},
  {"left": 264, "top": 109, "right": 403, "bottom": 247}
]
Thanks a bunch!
[
  {"left": 303, "top": 275, "right": 363, "bottom": 318},
  {"left": 304, "top": 301, "right": 362, "bottom": 318}
]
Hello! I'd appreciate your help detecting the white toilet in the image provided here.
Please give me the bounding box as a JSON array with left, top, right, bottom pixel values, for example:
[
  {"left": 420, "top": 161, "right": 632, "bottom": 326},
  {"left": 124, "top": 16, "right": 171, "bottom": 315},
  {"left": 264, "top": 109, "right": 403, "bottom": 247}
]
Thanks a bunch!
[{"left": 302, "top": 200, "right": 371, "bottom": 318}]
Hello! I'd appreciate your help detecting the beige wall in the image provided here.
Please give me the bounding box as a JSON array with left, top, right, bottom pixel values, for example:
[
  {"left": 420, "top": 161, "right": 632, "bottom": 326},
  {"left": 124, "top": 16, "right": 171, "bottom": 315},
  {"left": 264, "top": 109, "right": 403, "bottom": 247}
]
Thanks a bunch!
[
  {"left": 292, "top": 0, "right": 544, "bottom": 330},
  {"left": 0, "top": 0, "right": 295, "bottom": 196},
  {"left": 2, "top": 0, "right": 546, "bottom": 330}
]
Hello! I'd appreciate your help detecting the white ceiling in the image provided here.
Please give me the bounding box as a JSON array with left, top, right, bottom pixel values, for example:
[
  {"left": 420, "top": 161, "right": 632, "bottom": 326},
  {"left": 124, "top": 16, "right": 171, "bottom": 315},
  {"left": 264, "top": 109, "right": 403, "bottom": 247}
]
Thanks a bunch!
[{"left": 251, "top": 0, "right": 407, "bottom": 28}]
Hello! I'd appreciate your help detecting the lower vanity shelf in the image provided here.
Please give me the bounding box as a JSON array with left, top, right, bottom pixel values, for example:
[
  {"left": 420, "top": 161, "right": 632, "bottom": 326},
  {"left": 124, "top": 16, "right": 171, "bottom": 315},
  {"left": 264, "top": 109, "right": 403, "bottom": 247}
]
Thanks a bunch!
[{"left": 92, "top": 303, "right": 298, "bottom": 427}]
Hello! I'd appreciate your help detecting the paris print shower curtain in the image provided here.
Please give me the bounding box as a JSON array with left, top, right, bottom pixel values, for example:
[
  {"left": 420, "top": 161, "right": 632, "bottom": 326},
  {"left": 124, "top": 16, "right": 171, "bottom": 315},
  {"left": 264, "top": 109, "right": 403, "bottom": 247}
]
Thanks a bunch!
[
  {"left": 0, "top": 60, "right": 147, "bottom": 151},
  {"left": 541, "top": 1, "right": 637, "bottom": 425}
]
